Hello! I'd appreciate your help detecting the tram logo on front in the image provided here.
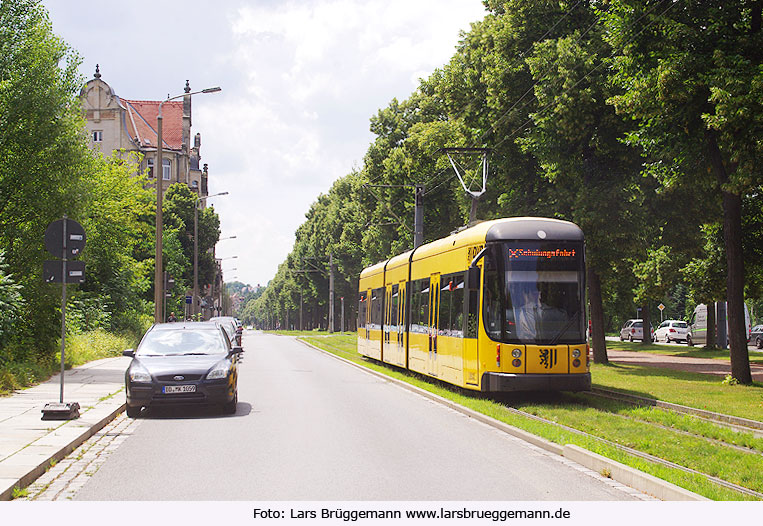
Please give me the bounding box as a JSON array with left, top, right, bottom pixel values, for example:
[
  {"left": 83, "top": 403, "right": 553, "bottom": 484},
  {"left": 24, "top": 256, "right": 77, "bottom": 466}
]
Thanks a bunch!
[{"left": 539, "top": 349, "right": 557, "bottom": 369}]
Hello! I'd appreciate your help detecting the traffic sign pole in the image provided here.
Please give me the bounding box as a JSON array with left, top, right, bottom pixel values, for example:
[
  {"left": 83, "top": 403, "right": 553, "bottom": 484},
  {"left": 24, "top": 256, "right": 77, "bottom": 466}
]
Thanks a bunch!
[
  {"left": 60, "top": 216, "right": 67, "bottom": 405},
  {"left": 42, "top": 215, "right": 85, "bottom": 420}
]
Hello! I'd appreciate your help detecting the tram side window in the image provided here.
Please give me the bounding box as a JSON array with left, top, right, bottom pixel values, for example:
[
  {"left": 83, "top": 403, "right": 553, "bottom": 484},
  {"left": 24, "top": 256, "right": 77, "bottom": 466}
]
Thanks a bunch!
[
  {"left": 358, "top": 291, "right": 367, "bottom": 329},
  {"left": 465, "top": 269, "right": 480, "bottom": 339},
  {"left": 452, "top": 274, "right": 464, "bottom": 337},
  {"left": 371, "top": 287, "right": 384, "bottom": 329},
  {"left": 439, "top": 273, "right": 465, "bottom": 338},
  {"left": 419, "top": 280, "right": 429, "bottom": 332},
  {"left": 410, "top": 279, "right": 423, "bottom": 332},
  {"left": 391, "top": 284, "right": 399, "bottom": 329},
  {"left": 483, "top": 251, "right": 503, "bottom": 340}
]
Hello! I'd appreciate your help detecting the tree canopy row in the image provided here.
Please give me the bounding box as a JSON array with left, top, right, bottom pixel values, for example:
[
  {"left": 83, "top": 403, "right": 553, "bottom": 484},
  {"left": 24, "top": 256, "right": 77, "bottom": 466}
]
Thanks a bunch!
[
  {"left": 241, "top": 1, "right": 763, "bottom": 384},
  {"left": 0, "top": 0, "right": 221, "bottom": 376}
]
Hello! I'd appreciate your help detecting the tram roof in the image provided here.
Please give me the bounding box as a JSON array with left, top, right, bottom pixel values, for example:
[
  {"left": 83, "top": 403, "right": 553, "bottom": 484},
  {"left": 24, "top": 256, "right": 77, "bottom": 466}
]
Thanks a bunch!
[{"left": 360, "top": 217, "right": 583, "bottom": 276}]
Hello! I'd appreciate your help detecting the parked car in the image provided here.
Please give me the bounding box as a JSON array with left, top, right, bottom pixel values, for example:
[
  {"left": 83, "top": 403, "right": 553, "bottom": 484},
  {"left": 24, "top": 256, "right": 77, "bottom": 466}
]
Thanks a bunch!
[
  {"left": 123, "top": 321, "right": 242, "bottom": 417},
  {"left": 750, "top": 325, "right": 763, "bottom": 349},
  {"left": 654, "top": 320, "right": 689, "bottom": 343},
  {"left": 209, "top": 316, "right": 242, "bottom": 346},
  {"left": 619, "top": 319, "right": 654, "bottom": 342}
]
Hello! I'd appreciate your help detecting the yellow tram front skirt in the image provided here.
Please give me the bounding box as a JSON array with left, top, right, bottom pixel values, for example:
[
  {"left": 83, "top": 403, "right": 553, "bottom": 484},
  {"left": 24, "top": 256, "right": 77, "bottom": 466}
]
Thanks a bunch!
[{"left": 481, "top": 343, "right": 591, "bottom": 392}]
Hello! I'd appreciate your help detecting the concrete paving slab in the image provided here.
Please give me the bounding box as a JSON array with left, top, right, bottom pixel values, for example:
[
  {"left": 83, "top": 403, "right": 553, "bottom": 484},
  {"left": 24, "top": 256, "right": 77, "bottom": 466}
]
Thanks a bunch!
[{"left": 0, "top": 356, "right": 129, "bottom": 500}]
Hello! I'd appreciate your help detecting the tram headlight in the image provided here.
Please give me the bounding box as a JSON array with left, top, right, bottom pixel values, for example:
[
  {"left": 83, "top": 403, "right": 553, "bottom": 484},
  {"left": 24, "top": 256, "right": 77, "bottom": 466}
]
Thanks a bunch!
[
  {"left": 511, "top": 348, "right": 522, "bottom": 358},
  {"left": 572, "top": 349, "right": 581, "bottom": 359}
]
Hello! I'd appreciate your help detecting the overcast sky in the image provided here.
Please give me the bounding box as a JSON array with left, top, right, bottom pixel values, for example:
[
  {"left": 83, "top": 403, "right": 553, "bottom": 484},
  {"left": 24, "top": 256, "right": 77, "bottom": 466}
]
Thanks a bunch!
[{"left": 43, "top": 0, "right": 487, "bottom": 288}]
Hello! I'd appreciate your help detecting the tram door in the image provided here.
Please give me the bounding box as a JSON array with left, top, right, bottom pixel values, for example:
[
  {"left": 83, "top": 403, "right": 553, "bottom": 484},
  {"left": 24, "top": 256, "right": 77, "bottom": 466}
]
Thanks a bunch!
[
  {"left": 427, "top": 274, "right": 441, "bottom": 376},
  {"left": 396, "top": 282, "right": 406, "bottom": 367}
]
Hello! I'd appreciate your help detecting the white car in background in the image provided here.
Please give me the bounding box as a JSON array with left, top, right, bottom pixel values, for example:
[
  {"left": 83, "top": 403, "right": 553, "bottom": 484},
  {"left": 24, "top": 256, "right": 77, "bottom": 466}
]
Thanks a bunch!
[
  {"left": 654, "top": 320, "right": 689, "bottom": 343},
  {"left": 619, "top": 319, "right": 654, "bottom": 342}
]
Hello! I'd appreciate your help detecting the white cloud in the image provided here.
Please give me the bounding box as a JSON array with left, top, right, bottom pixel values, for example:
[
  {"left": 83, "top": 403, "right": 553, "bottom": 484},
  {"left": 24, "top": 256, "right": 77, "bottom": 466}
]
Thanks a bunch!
[{"left": 43, "top": 0, "right": 486, "bottom": 287}]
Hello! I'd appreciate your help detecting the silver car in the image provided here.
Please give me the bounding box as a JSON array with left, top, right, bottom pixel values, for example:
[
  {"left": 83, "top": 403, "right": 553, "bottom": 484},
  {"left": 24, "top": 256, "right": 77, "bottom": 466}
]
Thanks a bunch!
[{"left": 619, "top": 319, "right": 654, "bottom": 342}]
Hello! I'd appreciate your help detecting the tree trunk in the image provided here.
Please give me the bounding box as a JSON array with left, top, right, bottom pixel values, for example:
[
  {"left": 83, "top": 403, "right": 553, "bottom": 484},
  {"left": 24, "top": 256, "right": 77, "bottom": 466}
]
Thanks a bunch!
[
  {"left": 642, "top": 305, "right": 652, "bottom": 344},
  {"left": 705, "top": 129, "right": 752, "bottom": 383},
  {"left": 722, "top": 191, "right": 752, "bottom": 384},
  {"left": 588, "top": 267, "right": 608, "bottom": 364}
]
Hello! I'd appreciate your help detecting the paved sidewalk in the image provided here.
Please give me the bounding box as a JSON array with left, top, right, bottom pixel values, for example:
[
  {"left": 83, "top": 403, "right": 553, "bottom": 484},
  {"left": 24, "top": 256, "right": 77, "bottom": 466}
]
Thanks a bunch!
[{"left": 0, "top": 356, "right": 129, "bottom": 500}]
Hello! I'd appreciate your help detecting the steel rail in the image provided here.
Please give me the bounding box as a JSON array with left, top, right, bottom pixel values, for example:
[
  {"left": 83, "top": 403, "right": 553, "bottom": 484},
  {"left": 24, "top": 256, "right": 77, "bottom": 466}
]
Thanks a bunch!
[
  {"left": 589, "top": 387, "right": 763, "bottom": 436},
  {"left": 501, "top": 404, "right": 763, "bottom": 499}
]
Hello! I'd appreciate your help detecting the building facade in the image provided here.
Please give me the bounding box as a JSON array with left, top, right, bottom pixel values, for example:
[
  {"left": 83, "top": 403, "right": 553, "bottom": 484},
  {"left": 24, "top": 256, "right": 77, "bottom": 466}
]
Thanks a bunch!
[{"left": 79, "top": 65, "right": 207, "bottom": 198}]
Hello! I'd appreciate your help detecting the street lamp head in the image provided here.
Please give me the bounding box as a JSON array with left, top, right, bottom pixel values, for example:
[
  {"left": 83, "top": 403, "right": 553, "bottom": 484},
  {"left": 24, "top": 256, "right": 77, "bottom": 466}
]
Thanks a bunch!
[{"left": 202, "top": 86, "right": 222, "bottom": 93}]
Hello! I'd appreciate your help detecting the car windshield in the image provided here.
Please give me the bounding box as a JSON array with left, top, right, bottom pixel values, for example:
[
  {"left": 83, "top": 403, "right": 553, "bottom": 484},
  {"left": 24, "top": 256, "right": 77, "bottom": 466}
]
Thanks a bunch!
[{"left": 137, "top": 328, "right": 227, "bottom": 356}]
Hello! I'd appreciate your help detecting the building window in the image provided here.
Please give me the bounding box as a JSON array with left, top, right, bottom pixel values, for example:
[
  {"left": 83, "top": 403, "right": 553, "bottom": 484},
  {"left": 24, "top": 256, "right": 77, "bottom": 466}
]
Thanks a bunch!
[
  {"left": 162, "top": 159, "right": 171, "bottom": 180},
  {"left": 191, "top": 180, "right": 199, "bottom": 189},
  {"left": 147, "top": 158, "right": 154, "bottom": 178},
  {"left": 92, "top": 130, "right": 103, "bottom": 142}
]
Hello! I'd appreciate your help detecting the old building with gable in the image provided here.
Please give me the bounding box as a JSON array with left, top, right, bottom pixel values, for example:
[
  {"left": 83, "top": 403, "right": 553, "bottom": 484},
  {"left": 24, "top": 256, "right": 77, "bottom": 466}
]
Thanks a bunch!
[{"left": 79, "top": 65, "right": 208, "bottom": 198}]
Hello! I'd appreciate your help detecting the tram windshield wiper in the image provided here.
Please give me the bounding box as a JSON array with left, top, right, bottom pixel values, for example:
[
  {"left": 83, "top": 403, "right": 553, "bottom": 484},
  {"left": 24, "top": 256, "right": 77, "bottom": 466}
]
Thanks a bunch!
[{"left": 549, "top": 312, "right": 580, "bottom": 346}]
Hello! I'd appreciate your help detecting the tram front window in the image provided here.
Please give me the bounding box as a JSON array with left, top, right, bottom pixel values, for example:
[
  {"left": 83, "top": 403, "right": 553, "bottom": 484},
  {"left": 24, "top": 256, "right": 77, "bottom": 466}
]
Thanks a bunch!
[{"left": 483, "top": 242, "right": 584, "bottom": 344}]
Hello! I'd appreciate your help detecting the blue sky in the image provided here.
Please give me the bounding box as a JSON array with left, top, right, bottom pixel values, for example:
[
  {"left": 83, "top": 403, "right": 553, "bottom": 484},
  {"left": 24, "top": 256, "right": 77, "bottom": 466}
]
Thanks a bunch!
[{"left": 43, "top": 0, "right": 487, "bottom": 287}]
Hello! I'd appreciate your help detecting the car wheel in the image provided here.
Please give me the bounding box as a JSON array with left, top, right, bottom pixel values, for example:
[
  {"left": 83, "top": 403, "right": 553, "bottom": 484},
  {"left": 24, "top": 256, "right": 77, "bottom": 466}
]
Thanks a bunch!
[
  {"left": 126, "top": 405, "right": 141, "bottom": 418},
  {"left": 687, "top": 335, "right": 693, "bottom": 347},
  {"left": 757, "top": 337, "right": 762, "bottom": 349},
  {"left": 628, "top": 335, "right": 633, "bottom": 342},
  {"left": 223, "top": 393, "right": 238, "bottom": 415}
]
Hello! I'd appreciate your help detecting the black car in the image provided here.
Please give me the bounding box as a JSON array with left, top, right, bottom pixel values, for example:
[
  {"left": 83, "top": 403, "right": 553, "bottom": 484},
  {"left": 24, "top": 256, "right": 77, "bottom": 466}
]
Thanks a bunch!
[
  {"left": 751, "top": 324, "right": 763, "bottom": 349},
  {"left": 123, "top": 322, "right": 243, "bottom": 417}
]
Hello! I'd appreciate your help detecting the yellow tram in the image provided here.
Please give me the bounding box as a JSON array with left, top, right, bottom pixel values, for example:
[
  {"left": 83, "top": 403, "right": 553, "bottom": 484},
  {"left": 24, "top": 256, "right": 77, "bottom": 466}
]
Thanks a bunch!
[{"left": 357, "top": 217, "right": 590, "bottom": 392}]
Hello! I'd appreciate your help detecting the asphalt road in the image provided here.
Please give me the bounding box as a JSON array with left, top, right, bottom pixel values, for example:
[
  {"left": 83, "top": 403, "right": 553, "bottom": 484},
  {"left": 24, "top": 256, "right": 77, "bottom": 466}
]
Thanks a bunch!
[{"left": 74, "top": 331, "right": 641, "bottom": 501}]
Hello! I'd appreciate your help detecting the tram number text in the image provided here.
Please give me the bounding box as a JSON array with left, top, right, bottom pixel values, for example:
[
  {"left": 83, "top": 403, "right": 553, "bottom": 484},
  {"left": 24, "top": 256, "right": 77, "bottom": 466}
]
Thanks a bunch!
[{"left": 467, "top": 245, "right": 484, "bottom": 265}]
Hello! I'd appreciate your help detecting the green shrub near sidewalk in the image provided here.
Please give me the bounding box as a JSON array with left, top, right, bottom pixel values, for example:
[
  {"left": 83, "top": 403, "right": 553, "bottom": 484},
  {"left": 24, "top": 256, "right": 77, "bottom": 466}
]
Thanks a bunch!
[{"left": 0, "top": 325, "right": 145, "bottom": 396}]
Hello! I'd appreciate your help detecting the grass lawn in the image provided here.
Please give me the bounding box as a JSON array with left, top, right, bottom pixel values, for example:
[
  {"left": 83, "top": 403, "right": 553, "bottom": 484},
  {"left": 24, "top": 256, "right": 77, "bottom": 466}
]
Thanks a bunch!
[{"left": 272, "top": 330, "right": 763, "bottom": 500}]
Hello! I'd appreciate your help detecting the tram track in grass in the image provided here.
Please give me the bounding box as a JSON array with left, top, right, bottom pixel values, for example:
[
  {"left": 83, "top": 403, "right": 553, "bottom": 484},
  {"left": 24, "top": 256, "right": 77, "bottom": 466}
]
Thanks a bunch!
[
  {"left": 498, "top": 398, "right": 763, "bottom": 500},
  {"left": 588, "top": 387, "right": 763, "bottom": 438},
  {"left": 289, "top": 332, "right": 763, "bottom": 500}
]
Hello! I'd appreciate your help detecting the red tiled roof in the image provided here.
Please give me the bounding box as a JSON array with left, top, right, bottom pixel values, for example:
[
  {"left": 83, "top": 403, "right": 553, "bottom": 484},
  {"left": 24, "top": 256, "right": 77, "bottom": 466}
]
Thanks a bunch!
[{"left": 121, "top": 98, "right": 184, "bottom": 151}]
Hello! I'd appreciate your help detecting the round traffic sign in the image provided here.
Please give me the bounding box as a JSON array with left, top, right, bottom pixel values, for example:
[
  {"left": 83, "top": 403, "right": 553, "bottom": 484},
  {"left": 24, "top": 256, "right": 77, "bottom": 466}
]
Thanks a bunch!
[{"left": 44, "top": 218, "right": 86, "bottom": 259}]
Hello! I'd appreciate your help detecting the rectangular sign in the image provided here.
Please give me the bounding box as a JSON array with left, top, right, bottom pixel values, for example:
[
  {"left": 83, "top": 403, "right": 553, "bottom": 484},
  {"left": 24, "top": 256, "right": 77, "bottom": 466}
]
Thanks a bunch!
[{"left": 43, "top": 260, "right": 86, "bottom": 284}]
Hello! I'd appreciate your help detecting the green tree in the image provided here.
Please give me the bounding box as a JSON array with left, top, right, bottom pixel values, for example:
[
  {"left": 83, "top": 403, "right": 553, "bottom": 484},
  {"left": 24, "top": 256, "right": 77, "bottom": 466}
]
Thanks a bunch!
[
  {"left": 162, "top": 183, "right": 221, "bottom": 313},
  {"left": 0, "top": 0, "right": 92, "bottom": 361},
  {"left": 75, "top": 152, "right": 155, "bottom": 332},
  {"left": 604, "top": 1, "right": 763, "bottom": 383}
]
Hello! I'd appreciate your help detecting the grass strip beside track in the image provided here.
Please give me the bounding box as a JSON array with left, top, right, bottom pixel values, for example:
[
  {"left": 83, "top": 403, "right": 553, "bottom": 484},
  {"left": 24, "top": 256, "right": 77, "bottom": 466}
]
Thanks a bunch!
[{"left": 282, "top": 331, "right": 762, "bottom": 501}]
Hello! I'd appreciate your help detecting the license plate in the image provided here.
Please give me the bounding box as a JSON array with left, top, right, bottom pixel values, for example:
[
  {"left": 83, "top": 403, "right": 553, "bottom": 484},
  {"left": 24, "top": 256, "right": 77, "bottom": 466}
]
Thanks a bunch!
[{"left": 163, "top": 385, "right": 196, "bottom": 394}]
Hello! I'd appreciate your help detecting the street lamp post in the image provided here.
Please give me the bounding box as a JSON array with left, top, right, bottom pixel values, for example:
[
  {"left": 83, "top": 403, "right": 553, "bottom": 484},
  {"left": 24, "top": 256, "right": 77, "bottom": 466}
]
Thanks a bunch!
[
  {"left": 154, "top": 84, "right": 221, "bottom": 324},
  {"left": 194, "top": 191, "right": 228, "bottom": 318}
]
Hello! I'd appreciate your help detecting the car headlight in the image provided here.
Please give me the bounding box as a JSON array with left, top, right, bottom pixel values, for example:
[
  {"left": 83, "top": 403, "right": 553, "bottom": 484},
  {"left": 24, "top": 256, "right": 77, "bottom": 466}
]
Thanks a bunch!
[
  {"left": 207, "top": 360, "right": 231, "bottom": 380},
  {"left": 129, "top": 362, "right": 152, "bottom": 383}
]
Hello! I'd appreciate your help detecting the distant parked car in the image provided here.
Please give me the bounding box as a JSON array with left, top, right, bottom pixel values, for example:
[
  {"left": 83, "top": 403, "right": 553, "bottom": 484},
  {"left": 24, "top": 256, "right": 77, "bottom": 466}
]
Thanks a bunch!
[
  {"left": 654, "top": 320, "right": 689, "bottom": 343},
  {"left": 209, "top": 316, "right": 242, "bottom": 346},
  {"left": 751, "top": 325, "right": 763, "bottom": 349},
  {"left": 619, "top": 319, "right": 654, "bottom": 342}
]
